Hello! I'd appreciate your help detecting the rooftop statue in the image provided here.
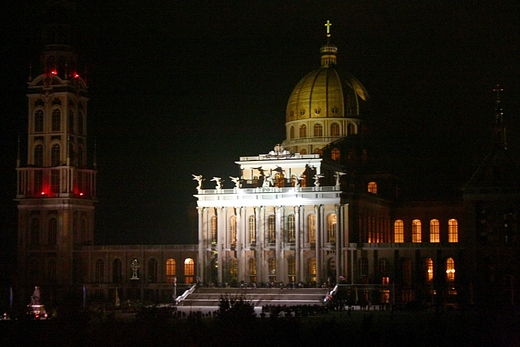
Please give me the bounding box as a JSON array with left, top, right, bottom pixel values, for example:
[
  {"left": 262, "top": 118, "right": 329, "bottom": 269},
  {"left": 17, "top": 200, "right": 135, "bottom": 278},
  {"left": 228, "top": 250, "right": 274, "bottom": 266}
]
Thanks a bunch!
[
  {"left": 192, "top": 174, "right": 204, "bottom": 192},
  {"left": 230, "top": 176, "right": 241, "bottom": 188},
  {"left": 211, "top": 177, "right": 223, "bottom": 190},
  {"left": 334, "top": 171, "right": 346, "bottom": 188},
  {"left": 313, "top": 174, "right": 324, "bottom": 187}
]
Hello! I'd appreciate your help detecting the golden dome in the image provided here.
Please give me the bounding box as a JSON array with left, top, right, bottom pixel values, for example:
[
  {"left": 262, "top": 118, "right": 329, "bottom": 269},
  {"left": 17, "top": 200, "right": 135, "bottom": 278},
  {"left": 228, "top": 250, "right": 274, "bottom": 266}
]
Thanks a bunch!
[{"left": 286, "top": 63, "right": 368, "bottom": 123}]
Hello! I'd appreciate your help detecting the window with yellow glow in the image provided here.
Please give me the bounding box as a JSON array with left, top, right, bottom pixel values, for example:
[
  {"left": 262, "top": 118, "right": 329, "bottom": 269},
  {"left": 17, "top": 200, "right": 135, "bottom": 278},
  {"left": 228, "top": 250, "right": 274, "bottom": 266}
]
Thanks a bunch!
[
  {"left": 368, "top": 181, "right": 377, "bottom": 194},
  {"left": 430, "top": 219, "right": 440, "bottom": 243},
  {"left": 331, "top": 123, "right": 340, "bottom": 137},
  {"left": 230, "top": 216, "right": 237, "bottom": 246},
  {"left": 166, "top": 258, "right": 176, "bottom": 283},
  {"left": 308, "top": 214, "right": 316, "bottom": 244},
  {"left": 249, "top": 258, "right": 256, "bottom": 282},
  {"left": 446, "top": 258, "right": 455, "bottom": 282},
  {"left": 308, "top": 258, "right": 316, "bottom": 283},
  {"left": 327, "top": 213, "right": 337, "bottom": 243},
  {"left": 299, "top": 125, "right": 306, "bottom": 138},
  {"left": 331, "top": 148, "right": 340, "bottom": 161},
  {"left": 268, "top": 215, "right": 276, "bottom": 243},
  {"left": 426, "top": 258, "right": 434, "bottom": 282},
  {"left": 288, "top": 257, "right": 296, "bottom": 280},
  {"left": 394, "top": 220, "right": 404, "bottom": 243},
  {"left": 275, "top": 172, "right": 285, "bottom": 187},
  {"left": 448, "top": 219, "right": 458, "bottom": 243},
  {"left": 184, "top": 258, "right": 195, "bottom": 283},
  {"left": 314, "top": 123, "right": 323, "bottom": 137},
  {"left": 230, "top": 258, "right": 238, "bottom": 277},
  {"left": 268, "top": 258, "right": 276, "bottom": 280},
  {"left": 248, "top": 215, "right": 256, "bottom": 244},
  {"left": 412, "top": 219, "right": 422, "bottom": 243},
  {"left": 211, "top": 216, "right": 217, "bottom": 244},
  {"left": 287, "top": 214, "right": 295, "bottom": 243}
]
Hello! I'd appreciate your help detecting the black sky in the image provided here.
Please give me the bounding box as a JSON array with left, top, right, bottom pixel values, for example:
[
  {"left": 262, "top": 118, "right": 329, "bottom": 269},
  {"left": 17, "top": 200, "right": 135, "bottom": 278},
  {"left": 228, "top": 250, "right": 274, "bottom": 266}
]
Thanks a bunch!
[{"left": 1, "top": 1, "right": 520, "bottom": 253}]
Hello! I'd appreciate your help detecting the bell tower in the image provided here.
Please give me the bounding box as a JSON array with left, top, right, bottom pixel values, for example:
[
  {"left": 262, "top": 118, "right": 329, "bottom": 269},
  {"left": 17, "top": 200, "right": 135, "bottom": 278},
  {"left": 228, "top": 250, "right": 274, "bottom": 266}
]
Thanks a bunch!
[{"left": 15, "top": 1, "right": 96, "bottom": 298}]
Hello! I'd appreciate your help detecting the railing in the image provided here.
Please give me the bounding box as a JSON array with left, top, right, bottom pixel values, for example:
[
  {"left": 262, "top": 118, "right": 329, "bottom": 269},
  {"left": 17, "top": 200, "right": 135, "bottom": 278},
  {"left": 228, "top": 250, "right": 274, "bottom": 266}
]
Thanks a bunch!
[{"left": 175, "top": 283, "right": 197, "bottom": 305}]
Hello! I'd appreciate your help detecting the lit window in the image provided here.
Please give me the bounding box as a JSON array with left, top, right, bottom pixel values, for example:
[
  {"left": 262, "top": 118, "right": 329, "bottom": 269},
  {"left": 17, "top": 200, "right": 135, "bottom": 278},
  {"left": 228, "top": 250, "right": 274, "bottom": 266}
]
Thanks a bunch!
[
  {"left": 275, "top": 172, "right": 285, "bottom": 187},
  {"left": 184, "top": 258, "right": 195, "bottom": 283},
  {"left": 412, "top": 219, "right": 422, "bottom": 243},
  {"left": 230, "top": 258, "right": 238, "bottom": 278},
  {"left": 51, "top": 109, "right": 61, "bottom": 132},
  {"left": 331, "top": 123, "right": 340, "bottom": 137},
  {"left": 211, "top": 216, "right": 217, "bottom": 244},
  {"left": 166, "top": 258, "right": 176, "bottom": 283},
  {"left": 35, "top": 110, "right": 44, "bottom": 132},
  {"left": 249, "top": 215, "right": 256, "bottom": 244},
  {"left": 430, "top": 219, "right": 440, "bottom": 243},
  {"left": 287, "top": 214, "right": 295, "bottom": 243},
  {"left": 249, "top": 258, "right": 256, "bottom": 283},
  {"left": 268, "top": 215, "right": 276, "bottom": 243},
  {"left": 426, "top": 258, "right": 434, "bottom": 282},
  {"left": 308, "top": 258, "right": 316, "bottom": 283},
  {"left": 230, "top": 216, "right": 237, "bottom": 246},
  {"left": 448, "top": 219, "right": 458, "bottom": 243},
  {"left": 331, "top": 148, "right": 340, "bottom": 161},
  {"left": 300, "top": 148, "right": 307, "bottom": 154},
  {"left": 327, "top": 213, "right": 337, "bottom": 243},
  {"left": 308, "top": 214, "right": 316, "bottom": 244},
  {"left": 394, "top": 220, "right": 404, "bottom": 243},
  {"left": 314, "top": 123, "right": 323, "bottom": 137},
  {"left": 446, "top": 258, "right": 455, "bottom": 282},
  {"left": 268, "top": 258, "right": 276, "bottom": 280},
  {"left": 368, "top": 182, "right": 377, "bottom": 194},
  {"left": 299, "top": 125, "right": 306, "bottom": 138},
  {"left": 288, "top": 257, "right": 296, "bottom": 283}
]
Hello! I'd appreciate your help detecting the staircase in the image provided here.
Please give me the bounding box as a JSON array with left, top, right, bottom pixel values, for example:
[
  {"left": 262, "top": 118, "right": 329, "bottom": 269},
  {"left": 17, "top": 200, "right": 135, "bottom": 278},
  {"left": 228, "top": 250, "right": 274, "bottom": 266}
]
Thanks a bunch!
[{"left": 178, "top": 287, "right": 328, "bottom": 307}]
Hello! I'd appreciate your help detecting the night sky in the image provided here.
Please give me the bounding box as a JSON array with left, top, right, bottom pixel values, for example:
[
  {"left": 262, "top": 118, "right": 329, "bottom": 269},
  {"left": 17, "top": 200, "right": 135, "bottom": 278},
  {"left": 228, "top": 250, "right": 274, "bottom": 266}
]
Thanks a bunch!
[{"left": 1, "top": 1, "right": 520, "bottom": 257}]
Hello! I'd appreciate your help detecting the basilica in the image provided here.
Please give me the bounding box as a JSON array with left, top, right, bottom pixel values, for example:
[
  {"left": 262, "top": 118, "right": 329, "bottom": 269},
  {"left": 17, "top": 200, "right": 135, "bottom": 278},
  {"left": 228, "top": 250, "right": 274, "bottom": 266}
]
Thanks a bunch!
[{"left": 14, "top": 17, "right": 520, "bottom": 308}]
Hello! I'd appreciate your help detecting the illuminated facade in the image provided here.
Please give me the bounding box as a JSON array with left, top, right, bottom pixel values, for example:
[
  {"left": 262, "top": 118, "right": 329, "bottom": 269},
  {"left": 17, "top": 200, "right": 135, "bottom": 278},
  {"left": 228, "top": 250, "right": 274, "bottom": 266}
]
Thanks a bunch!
[{"left": 194, "top": 23, "right": 520, "bottom": 306}]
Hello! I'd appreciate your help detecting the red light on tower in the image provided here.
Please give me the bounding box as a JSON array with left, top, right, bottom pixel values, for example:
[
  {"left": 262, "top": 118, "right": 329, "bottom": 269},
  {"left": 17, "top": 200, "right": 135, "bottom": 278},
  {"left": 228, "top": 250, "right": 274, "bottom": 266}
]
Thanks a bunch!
[
  {"left": 74, "top": 72, "right": 80, "bottom": 78},
  {"left": 50, "top": 70, "right": 57, "bottom": 75},
  {"left": 79, "top": 192, "right": 84, "bottom": 196}
]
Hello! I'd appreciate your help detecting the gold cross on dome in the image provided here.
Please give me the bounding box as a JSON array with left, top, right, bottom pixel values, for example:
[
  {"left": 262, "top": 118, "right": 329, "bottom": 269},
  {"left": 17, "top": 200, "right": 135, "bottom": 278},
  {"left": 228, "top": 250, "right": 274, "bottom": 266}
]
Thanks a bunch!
[{"left": 325, "top": 20, "right": 332, "bottom": 37}]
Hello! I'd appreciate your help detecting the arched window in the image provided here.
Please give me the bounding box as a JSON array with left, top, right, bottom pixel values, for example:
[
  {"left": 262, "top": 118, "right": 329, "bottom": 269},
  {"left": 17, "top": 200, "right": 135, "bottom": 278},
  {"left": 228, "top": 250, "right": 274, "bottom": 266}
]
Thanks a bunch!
[
  {"left": 51, "top": 109, "right": 61, "bottom": 132},
  {"left": 331, "top": 148, "right": 341, "bottom": 161},
  {"left": 448, "top": 219, "right": 458, "bottom": 243},
  {"left": 290, "top": 126, "right": 294, "bottom": 139},
  {"left": 412, "top": 219, "right": 422, "bottom": 243},
  {"left": 51, "top": 144, "right": 60, "bottom": 166},
  {"left": 327, "top": 213, "right": 337, "bottom": 243},
  {"left": 287, "top": 214, "right": 295, "bottom": 243},
  {"left": 308, "top": 258, "right": 316, "bottom": 283},
  {"left": 249, "top": 215, "right": 256, "bottom": 244},
  {"left": 184, "top": 258, "right": 195, "bottom": 283},
  {"left": 299, "top": 125, "right": 306, "bottom": 138},
  {"left": 34, "top": 144, "right": 44, "bottom": 166},
  {"left": 95, "top": 259, "right": 104, "bottom": 283},
  {"left": 347, "top": 123, "right": 356, "bottom": 135},
  {"left": 267, "top": 215, "right": 276, "bottom": 243},
  {"left": 48, "top": 218, "right": 57, "bottom": 246},
  {"left": 229, "top": 215, "right": 237, "bottom": 247},
  {"left": 300, "top": 148, "right": 307, "bottom": 154},
  {"left": 34, "top": 110, "right": 44, "bottom": 132},
  {"left": 148, "top": 258, "right": 158, "bottom": 283},
  {"left": 368, "top": 181, "right": 378, "bottom": 194},
  {"left": 446, "top": 258, "right": 455, "bottom": 282},
  {"left": 211, "top": 216, "right": 217, "bottom": 244},
  {"left": 394, "top": 220, "right": 404, "bottom": 243},
  {"left": 314, "top": 123, "right": 323, "bottom": 137},
  {"left": 429, "top": 219, "right": 440, "bottom": 243},
  {"left": 166, "top": 258, "right": 176, "bottom": 283},
  {"left": 30, "top": 218, "right": 40, "bottom": 245},
  {"left": 308, "top": 214, "right": 316, "bottom": 245},
  {"left": 112, "top": 259, "right": 122, "bottom": 283},
  {"left": 426, "top": 258, "right": 434, "bottom": 282},
  {"left": 331, "top": 123, "right": 340, "bottom": 137}
]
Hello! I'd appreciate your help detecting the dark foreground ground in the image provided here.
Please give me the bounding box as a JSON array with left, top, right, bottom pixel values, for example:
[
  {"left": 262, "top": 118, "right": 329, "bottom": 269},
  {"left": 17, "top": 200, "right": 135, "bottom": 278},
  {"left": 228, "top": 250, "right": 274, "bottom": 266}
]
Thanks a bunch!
[{"left": 1, "top": 306, "right": 519, "bottom": 347}]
